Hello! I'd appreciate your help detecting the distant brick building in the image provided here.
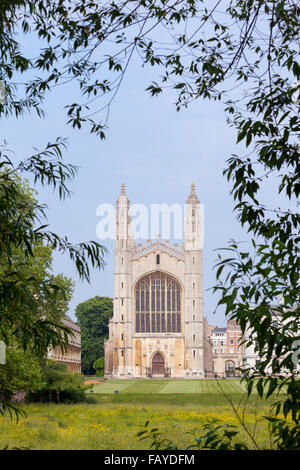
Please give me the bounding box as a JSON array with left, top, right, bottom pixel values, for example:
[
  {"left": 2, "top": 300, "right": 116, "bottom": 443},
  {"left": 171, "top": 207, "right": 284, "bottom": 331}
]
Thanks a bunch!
[
  {"left": 48, "top": 315, "right": 81, "bottom": 373},
  {"left": 210, "top": 319, "right": 243, "bottom": 377}
]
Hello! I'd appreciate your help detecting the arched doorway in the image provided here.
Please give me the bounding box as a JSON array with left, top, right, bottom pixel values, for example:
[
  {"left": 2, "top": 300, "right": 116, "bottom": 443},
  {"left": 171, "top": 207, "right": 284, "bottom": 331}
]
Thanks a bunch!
[
  {"left": 152, "top": 352, "right": 165, "bottom": 375},
  {"left": 225, "top": 360, "right": 235, "bottom": 377}
]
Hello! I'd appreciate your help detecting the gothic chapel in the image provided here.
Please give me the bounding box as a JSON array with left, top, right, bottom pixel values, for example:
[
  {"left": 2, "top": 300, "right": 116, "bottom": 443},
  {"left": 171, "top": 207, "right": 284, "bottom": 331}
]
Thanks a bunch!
[{"left": 104, "top": 184, "right": 213, "bottom": 379}]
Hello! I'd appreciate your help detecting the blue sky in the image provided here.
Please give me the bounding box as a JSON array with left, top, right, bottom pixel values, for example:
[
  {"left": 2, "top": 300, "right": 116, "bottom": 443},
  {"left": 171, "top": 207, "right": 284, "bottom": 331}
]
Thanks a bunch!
[{"left": 2, "top": 44, "right": 259, "bottom": 327}]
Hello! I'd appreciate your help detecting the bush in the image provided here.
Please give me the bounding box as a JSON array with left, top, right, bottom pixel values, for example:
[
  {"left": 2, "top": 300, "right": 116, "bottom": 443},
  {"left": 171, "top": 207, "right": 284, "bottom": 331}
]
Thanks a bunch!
[
  {"left": 0, "top": 345, "right": 45, "bottom": 404},
  {"left": 28, "top": 362, "right": 88, "bottom": 404},
  {"left": 93, "top": 357, "right": 104, "bottom": 377}
]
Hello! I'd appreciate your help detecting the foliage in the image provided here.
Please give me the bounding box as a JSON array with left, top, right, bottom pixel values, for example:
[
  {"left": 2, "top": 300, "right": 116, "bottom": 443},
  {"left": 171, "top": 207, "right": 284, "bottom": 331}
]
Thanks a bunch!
[
  {"left": 28, "top": 362, "right": 87, "bottom": 404},
  {"left": 138, "top": 418, "right": 249, "bottom": 450},
  {"left": 0, "top": 240, "right": 75, "bottom": 354},
  {"left": 1, "top": 0, "right": 299, "bottom": 137},
  {"left": 0, "top": 159, "right": 105, "bottom": 418},
  {"left": 75, "top": 296, "right": 113, "bottom": 375},
  {"left": 265, "top": 417, "right": 300, "bottom": 450},
  {"left": 0, "top": 161, "right": 106, "bottom": 355},
  {"left": 1, "top": 1, "right": 108, "bottom": 418},
  {"left": 93, "top": 357, "right": 105, "bottom": 377},
  {"left": 0, "top": 342, "right": 45, "bottom": 404},
  {"left": 0, "top": 179, "right": 76, "bottom": 413}
]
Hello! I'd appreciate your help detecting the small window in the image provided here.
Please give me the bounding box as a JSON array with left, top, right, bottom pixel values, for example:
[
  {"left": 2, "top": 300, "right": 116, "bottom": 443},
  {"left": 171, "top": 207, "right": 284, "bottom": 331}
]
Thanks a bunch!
[
  {"left": 121, "top": 315, "right": 124, "bottom": 321},
  {"left": 193, "top": 350, "right": 195, "bottom": 358},
  {"left": 122, "top": 257, "right": 123, "bottom": 264},
  {"left": 121, "top": 350, "right": 124, "bottom": 357},
  {"left": 193, "top": 334, "right": 195, "bottom": 343},
  {"left": 121, "top": 299, "right": 124, "bottom": 306},
  {"left": 121, "top": 334, "right": 124, "bottom": 341},
  {"left": 121, "top": 282, "right": 124, "bottom": 289},
  {"left": 156, "top": 254, "right": 160, "bottom": 265}
]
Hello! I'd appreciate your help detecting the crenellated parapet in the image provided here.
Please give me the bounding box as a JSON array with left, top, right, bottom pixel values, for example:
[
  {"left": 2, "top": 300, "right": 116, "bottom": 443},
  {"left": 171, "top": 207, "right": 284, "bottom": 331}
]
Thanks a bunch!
[{"left": 132, "top": 237, "right": 184, "bottom": 261}]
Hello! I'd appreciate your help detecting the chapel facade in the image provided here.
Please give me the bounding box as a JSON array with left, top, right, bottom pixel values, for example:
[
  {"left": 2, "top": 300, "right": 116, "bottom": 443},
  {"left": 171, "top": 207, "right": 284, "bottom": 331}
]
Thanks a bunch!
[{"left": 104, "top": 184, "right": 213, "bottom": 379}]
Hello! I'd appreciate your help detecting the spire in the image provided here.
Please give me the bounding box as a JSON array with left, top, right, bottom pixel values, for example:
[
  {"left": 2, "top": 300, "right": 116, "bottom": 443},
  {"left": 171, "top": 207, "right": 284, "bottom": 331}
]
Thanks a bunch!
[
  {"left": 120, "top": 182, "right": 126, "bottom": 196},
  {"left": 116, "top": 182, "right": 129, "bottom": 204},
  {"left": 186, "top": 182, "right": 200, "bottom": 204},
  {"left": 116, "top": 183, "right": 130, "bottom": 241}
]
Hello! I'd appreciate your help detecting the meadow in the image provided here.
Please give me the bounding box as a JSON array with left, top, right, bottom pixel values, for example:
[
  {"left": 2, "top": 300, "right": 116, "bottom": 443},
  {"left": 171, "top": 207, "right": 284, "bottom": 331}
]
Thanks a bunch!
[{"left": 0, "top": 379, "right": 282, "bottom": 450}]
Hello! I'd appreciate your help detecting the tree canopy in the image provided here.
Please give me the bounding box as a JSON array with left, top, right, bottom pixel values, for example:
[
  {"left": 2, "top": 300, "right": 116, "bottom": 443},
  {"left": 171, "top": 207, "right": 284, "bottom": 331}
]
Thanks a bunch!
[
  {"left": 0, "top": 174, "right": 78, "bottom": 414},
  {"left": 75, "top": 296, "right": 113, "bottom": 375},
  {"left": 0, "top": 175, "right": 75, "bottom": 353}
]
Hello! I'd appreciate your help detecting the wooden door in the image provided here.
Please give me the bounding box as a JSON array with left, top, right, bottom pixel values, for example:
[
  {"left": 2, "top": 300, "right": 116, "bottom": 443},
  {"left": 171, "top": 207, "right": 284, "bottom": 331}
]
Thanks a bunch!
[{"left": 152, "top": 353, "right": 164, "bottom": 375}]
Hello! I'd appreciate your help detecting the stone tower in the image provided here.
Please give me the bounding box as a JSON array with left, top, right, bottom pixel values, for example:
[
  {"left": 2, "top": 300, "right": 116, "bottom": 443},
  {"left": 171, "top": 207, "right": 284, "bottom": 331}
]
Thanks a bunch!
[{"left": 183, "top": 183, "right": 204, "bottom": 375}]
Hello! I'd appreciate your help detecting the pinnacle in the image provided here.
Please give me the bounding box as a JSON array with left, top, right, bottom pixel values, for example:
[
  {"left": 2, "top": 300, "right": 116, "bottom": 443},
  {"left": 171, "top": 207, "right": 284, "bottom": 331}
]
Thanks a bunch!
[
  {"left": 187, "top": 182, "right": 200, "bottom": 204},
  {"left": 120, "top": 182, "right": 126, "bottom": 195}
]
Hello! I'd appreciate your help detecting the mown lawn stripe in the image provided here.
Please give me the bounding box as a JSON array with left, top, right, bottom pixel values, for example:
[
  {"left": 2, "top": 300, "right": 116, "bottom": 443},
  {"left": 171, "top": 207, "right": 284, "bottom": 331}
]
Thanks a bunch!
[{"left": 91, "top": 379, "right": 249, "bottom": 395}]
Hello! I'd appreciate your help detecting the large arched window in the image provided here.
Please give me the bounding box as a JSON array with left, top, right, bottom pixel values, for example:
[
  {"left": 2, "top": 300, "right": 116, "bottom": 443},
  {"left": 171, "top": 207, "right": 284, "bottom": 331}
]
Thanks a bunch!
[{"left": 135, "top": 272, "right": 181, "bottom": 333}]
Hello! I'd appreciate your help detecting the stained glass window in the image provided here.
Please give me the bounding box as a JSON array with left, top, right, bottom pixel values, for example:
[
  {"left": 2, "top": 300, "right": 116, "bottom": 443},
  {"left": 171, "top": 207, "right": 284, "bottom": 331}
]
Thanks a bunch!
[
  {"left": 167, "top": 289, "right": 171, "bottom": 312},
  {"left": 152, "top": 313, "right": 156, "bottom": 332},
  {"left": 156, "top": 314, "right": 160, "bottom": 332},
  {"left": 141, "top": 314, "right": 145, "bottom": 332},
  {"left": 167, "top": 313, "right": 171, "bottom": 332},
  {"left": 172, "top": 313, "right": 176, "bottom": 332},
  {"left": 146, "top": 313, "right": 150, "bottom": 332},
  {"left": 177, "top": 313, "right": 181, "bottom": 333},
  {"left": 141, "top": 290, "right": 144, "bottom": 312},
  {"left": 177, "top": 288, "right": 180, "bottom": 312},
  {"left": 151, "top": 290, "right": 155, "bottom": 311},
  {"left": 135, "top": 272, "right": 181, "bottom": 333},
  {"left": 161, "top": 313, "right": 165, "bottom": 332},
  {"left": 161, "top": 290, "right": 165, "bottom": 311},
  {"left": 172, "top": 289, "right": 176, "bottom": 312}
]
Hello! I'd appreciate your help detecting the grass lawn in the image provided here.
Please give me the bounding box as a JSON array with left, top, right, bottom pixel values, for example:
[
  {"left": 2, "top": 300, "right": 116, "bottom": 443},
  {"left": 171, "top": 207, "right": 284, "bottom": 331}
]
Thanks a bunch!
[
  {"left": 0, "top": 379, "right": 282, "bottom": 450},
  {"left": 90, "top": 378, "right": 247, "bottom": 394}
]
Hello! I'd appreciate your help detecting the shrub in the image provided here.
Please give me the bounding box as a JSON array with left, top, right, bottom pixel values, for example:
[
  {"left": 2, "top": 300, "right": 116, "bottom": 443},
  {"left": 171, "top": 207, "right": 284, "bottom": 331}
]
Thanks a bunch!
[
  {"left": 28, "top": 362, "right": 87, "bottom": 404},
  {"left": 93, "top": 357, "right": 104, "bottom": 377}
]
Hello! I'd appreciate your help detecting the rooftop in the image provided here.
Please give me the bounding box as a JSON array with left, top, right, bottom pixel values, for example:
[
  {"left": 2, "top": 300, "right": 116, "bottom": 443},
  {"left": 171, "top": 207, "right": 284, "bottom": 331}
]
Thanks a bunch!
[{"left": 213, "top": 327, "right": 226, "bottom": 333}]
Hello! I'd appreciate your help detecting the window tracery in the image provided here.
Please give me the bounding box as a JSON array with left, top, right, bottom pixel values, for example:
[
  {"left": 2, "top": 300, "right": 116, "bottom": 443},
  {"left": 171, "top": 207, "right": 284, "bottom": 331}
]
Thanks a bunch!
[{"left": 135, "top": 272, "right": 181, "bottom": 333}]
